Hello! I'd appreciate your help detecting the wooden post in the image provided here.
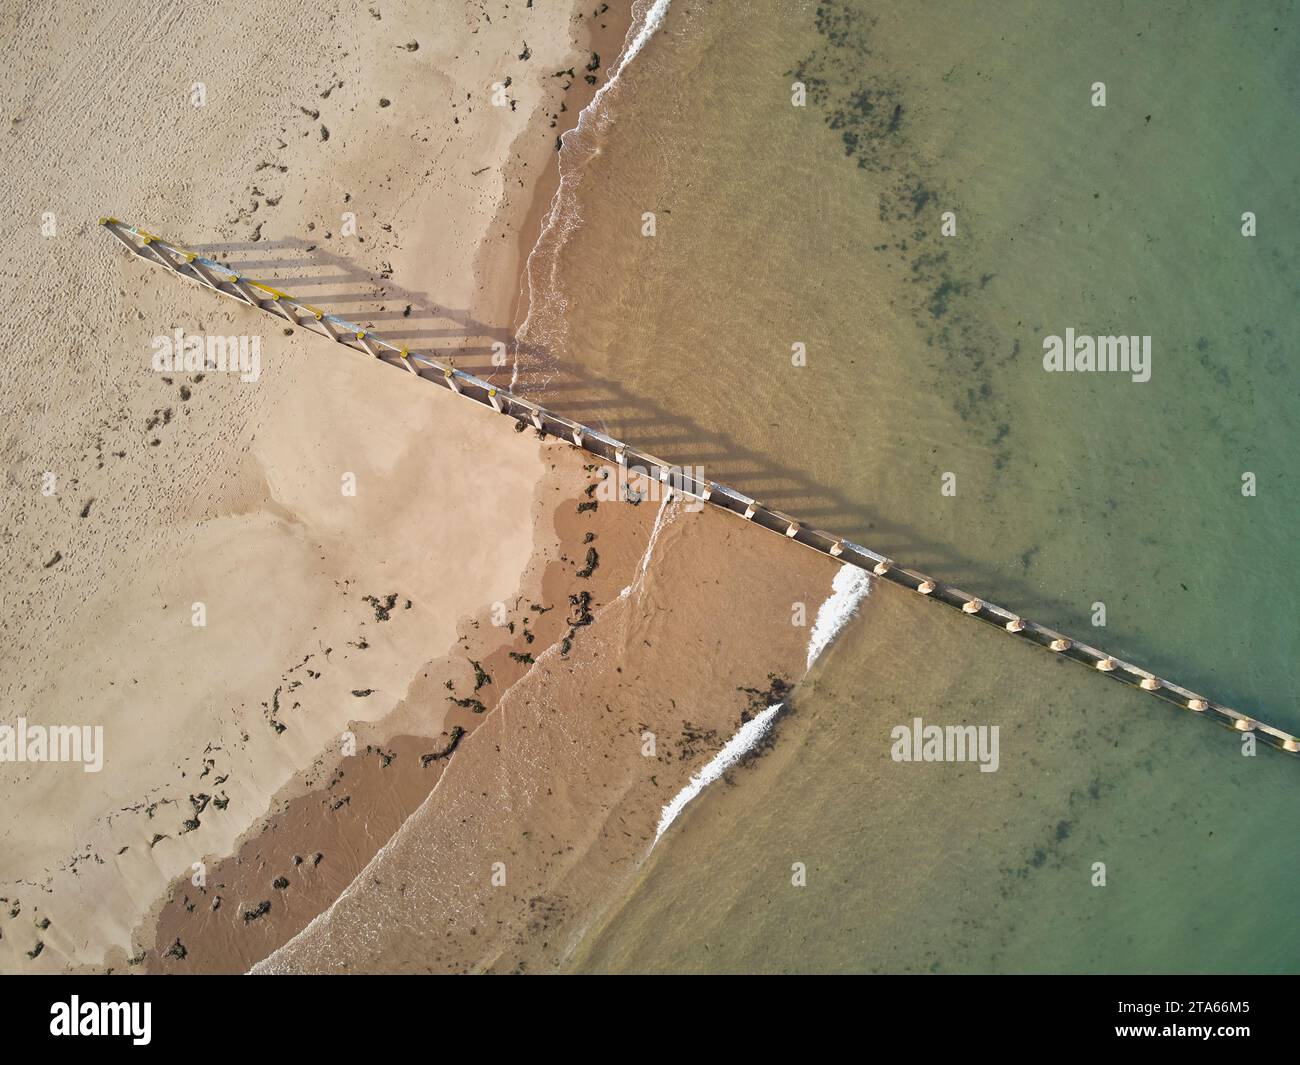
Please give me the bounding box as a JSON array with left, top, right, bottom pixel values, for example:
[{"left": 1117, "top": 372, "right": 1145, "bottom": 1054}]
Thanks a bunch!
[
  {"left": 305, "top": 311, "right": 337, "bottom": 341},
  {"left": 184, "top": 255, "right": 220, "bottom": 289},
  {"left": 138, "top": 237, "right": 180, "bottom": 273},
  {"left": 274, "top": 296, "right": 297, "bottom": 326},
  {"left": 99, "top": 216, "right": 1300, "bottom": 766},
  {"left": 100, "top": 219, "right": 141, "bottom": 255},
  {"left": 227, "top": 275, "right": 259, "bottom": 305}
]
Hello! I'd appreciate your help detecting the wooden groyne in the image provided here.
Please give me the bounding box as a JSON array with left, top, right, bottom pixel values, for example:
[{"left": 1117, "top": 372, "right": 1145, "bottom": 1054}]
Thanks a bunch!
[{"left": 100, "top": 217, "right": 1300, "bottom": 758}]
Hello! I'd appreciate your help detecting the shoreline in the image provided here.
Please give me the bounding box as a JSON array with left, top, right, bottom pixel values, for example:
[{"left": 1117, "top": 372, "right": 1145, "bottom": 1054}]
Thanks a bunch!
[
  {"left": 254, "top": 497, "right": 844, "bottom": 974},
  {"left": 0, "top": 0, "right": 627, "bottom": 974},
  {"left": 234, "top": 0, "right": 868, "bottom": 976},
  {"left": 138, "top": 1, "right": 642, "bottom": 975},
  {"left": 501, "top": 4, "right": 640, "bottom": 350}
]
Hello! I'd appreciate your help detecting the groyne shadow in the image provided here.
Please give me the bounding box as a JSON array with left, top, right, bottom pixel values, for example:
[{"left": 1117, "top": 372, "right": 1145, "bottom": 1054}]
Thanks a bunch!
[{"left": 193, "top": 236, "right": 1202, "bottom": 686}]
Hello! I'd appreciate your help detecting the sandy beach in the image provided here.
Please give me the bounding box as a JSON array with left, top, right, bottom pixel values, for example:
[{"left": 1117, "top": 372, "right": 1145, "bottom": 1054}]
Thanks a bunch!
[
  {"left": 253, "top": 498, "right": 844, "bottom": 974},
  {"left": 0, "top": 0, "right": 636, "bottom": 972},
  {"left": 9, "top": 0, "right": 1290, "bottom": 985}
]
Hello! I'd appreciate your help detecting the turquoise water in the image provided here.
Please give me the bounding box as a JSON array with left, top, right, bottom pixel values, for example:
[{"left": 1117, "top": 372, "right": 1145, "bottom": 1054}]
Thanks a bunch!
[{"left": 535, "top": 0, "right": 1300, "bottom": 972}]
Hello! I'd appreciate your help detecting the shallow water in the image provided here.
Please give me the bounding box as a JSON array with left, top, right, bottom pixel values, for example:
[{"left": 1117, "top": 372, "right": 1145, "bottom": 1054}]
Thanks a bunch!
[{"left": 537, "top": 0, "right": 1300, "bottom": 973}]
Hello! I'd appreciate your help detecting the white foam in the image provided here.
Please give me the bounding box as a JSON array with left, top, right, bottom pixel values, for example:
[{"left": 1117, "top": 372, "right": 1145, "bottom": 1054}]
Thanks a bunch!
[
  {"left": 649, "top": 564, "right": 871, "bottom": 851},
  {"left": 806, "top": 563, "right": 871, "bottom": 671},
  {"left": 591, "top": 0, "right": 672, "bottom": 111},
  {"left": 618, "top": 491, "right": 675, "bottom": 602},
  {"left": 513, "top": 0, "right": 673, "bottom": 386},
  {"left": 652, "top": 701, "right": 783, "bottom": 845}
]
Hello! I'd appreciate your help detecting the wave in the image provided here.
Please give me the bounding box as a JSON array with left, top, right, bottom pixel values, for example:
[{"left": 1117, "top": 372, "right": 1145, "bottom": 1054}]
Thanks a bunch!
[
  {"left": 591, "top": 0, "right": 672, "bottom": 110},
  {"left": 806, "top": 563, "right": 872, "bottom": 671},
  {"left": 652, "top": 701, "right": 784, "bottom": 846},
  {"left": 649, "top": 563, "right": 870, "bottom": 850},
  {"left": 513, "top": 0, "right": 673, "bottom": 389}
]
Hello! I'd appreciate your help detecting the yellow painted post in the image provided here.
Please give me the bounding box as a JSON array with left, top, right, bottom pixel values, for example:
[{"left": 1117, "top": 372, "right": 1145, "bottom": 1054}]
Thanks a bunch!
[
  {"left": 101, "top": 218, "right": 143, "bottom": 255},
  {"left": 138, "top": 235, "right": 180, "bottom": 273},
  {"left": 312, "top": 310, "right": 338, "bottom": 340},
  {"left": 184, "top": 254, "right": 219, "bottom": 289},
  {"left": 228, "top": 275, "right": 258, "bottom": 305},
  {"left": 273, "top": 295, "right": 297, "bottom": 326}
]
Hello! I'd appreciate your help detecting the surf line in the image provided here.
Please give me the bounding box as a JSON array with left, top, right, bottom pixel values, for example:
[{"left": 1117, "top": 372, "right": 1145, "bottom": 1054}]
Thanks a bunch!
[
  {"left": 807, "top": 563, "right": 871, "bottom": 670},
  {"left": 652, "top": 701, "right": 784, "bottom": 846},
  {"left": 512, "top": 0, "right": 674, "bottom": 389},
  {"left": 103, "top": 218, "right": 1300, "bottom": 758},
  {"left": 651, "top": 562, "right": 868, "bottom": 849}
]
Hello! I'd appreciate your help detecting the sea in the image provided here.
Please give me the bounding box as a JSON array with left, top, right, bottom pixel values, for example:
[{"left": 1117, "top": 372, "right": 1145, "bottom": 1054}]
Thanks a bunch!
[{"left": 516, "top": 0, "right": 1300, "bottom": 973}]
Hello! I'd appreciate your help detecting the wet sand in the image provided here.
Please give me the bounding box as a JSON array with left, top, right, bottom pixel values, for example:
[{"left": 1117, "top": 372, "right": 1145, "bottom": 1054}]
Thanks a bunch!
[
  {"left": 145, "top": 445, "right": 657, "bottom": 972},
  {"left": 0, "top": 0, "right": 628, "bottom": 972},
  {"left": 255, "top": 496, "right": 842, "bottom": 973}
]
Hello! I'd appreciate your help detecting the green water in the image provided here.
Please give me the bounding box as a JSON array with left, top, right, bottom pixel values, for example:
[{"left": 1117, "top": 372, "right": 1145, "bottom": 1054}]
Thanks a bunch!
[{"left": 538, "top": 0, "right": 1300, "bottom": 972}]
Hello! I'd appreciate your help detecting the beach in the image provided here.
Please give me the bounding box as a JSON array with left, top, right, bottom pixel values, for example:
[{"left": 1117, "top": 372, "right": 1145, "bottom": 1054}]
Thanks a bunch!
[
  {"left": 0, "top": 0, "right": 642, "bottom": 972},
  {"left": 533, "top": 0, "right": 1300, "bottom": 972},
  {"left": 2, "top": 0, "right": 1297, "bottom": 978}
]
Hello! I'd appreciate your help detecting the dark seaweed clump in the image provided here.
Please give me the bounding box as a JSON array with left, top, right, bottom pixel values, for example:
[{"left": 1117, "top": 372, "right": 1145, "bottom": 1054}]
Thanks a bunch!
[
  {"left": 422, "top": 726, "right": 466, "bottom": 767},
  {"left": 788, "top": 1, "right": 1013, "bottom": 449}
]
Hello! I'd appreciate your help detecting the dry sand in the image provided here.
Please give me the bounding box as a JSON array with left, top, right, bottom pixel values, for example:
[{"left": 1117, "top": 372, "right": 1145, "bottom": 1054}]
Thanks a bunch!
[{"left": 0, "top": 0, "right": 630, "bottom": 972}]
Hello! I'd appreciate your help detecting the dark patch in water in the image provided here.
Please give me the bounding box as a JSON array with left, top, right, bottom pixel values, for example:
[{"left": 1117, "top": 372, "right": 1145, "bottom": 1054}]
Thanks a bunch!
[{"left": 789, "top": 1, "right": 1008, "bottom": 434}]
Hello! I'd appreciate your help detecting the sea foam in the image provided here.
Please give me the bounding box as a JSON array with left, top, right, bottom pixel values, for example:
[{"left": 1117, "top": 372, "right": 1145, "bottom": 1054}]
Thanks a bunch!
[
  {"left": 653, "top": 701, "right": 784, "bottom": 844},
  {"left": 806, "top": 563, "right": 872, "bottom": 671},
  {"left": 514, "top": 0, "right": 673, "bottom": 388},
  {"left": 651, "top": 563, "right": 870, "bottom": 849}
]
